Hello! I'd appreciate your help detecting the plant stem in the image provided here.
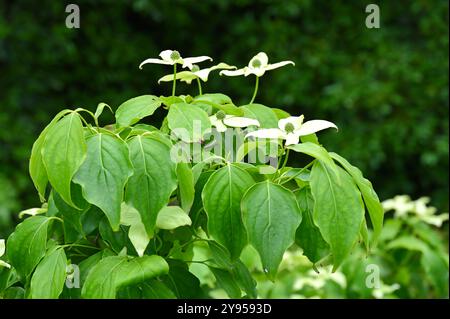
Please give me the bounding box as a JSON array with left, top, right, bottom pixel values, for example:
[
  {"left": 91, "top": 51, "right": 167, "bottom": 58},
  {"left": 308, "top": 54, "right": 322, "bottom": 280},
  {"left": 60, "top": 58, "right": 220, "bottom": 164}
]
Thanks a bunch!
[
  {"left": 280, "top": 148, "right": 290, "bottom": 171},
  {"left": 62, "top": 243, "right": 100, "bottom": 250},
  {"left": 249, "top": 76, "right": 259, "bottom": 104},
  {"left": 172, "top": 63, "right": 177, "bottom": 96},
  {"left": 278, "top": 160, "right": 315, "bottom": 185},
  {"left": 186, "top": 259, "right": 213, "bottom": 265},
  {"left": 196, "top": 78, "right": 203, "bottom": 95}
]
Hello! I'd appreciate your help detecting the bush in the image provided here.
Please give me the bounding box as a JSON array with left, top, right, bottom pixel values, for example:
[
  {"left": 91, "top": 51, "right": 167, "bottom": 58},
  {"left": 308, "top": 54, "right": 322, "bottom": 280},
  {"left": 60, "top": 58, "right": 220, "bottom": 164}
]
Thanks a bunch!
[{"left": 0, "top": 2, "right": 448, "bottom": 239}]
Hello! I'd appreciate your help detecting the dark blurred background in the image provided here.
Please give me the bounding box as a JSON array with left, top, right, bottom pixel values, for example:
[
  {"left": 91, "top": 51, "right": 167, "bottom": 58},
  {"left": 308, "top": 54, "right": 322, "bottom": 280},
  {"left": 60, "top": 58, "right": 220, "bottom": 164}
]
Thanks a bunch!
[{"left": 0, "top": 0, "right": 448, "bottom": 237}]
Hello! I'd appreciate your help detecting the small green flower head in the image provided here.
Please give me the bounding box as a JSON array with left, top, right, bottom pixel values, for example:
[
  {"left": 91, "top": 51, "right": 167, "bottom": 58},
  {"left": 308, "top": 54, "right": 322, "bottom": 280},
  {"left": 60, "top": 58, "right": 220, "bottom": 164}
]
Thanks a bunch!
[
  {"left": 191, "top": 64, "right": 200, "bottom": 72},
  {"left": 246, "top": 115, "right": 337, "bottom": 146},
  {"left": 251, "top": 58, "right": 262, "bottom": 68},
  {"left": 139, "top": 50, "right": 212, "bottom": 70},
  {"left": 170, "top": 50, "right": 181, "bottom": 61},
  {"left": 284, "top": 122, "right": 295, "bottom": 133},
  {"left": 220, "top": 52, "right": 295, "bottom": 77},
  {"left": 216, "top": 111, "right": 226, "bottom": 120}
]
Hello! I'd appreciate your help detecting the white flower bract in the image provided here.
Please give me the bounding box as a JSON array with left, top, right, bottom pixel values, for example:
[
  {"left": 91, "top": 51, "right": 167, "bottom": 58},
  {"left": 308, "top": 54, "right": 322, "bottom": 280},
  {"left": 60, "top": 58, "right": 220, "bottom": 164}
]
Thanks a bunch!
[
  {"left": 245, "top": 115, "right": 338, "bottom": 145},
  {"left": 139, "top": 50, "right": 212, "bottom": 70},
  {"left": 158, "top": 63, "right": 236, "bottom": 84},
  {"left": 220, "top": 52, "right": 295, "bottom": 77},
  {"left": 210, "top": 112, "right": 260, "bottom": 133},
  {"left": 0, "top": 239, "right": 11, "bottom": 269}
]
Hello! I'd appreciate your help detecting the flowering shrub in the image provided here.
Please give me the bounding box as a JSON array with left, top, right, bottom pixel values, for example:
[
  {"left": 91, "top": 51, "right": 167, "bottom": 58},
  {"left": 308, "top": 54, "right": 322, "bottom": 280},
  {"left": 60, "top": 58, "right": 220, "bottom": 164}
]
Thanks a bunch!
[{"left": 0, "top": 51, "right": 383, "bottom": 299}]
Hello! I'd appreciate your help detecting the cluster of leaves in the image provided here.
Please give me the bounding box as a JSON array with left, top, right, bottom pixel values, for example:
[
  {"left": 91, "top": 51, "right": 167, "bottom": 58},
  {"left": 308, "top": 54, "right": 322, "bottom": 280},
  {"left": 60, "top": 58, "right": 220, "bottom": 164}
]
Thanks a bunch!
[
  {"left": 0, "top": 50, "right": 383, "bottom": 298},
  {"left": 1, "top": 1, "right": 448, "bottom": 241},
  {"left": 252, "top": 196, "right": 449, "bottom": 299}
]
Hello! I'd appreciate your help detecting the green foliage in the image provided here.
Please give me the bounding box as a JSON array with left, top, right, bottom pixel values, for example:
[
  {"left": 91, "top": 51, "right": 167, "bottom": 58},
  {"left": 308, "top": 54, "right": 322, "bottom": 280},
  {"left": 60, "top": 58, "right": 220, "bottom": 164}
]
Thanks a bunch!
[
  {"left": 310, "top": 162, "right": 365, "bottom": 269},
  {"left": 1, "top": 1, "right": 447, "bottom": 244},
  {"left": 255, "top": 196, "right": 449, "bottom": 299},
  {"left": 74, "top": 133, "right": 134, "bottom": 231},
  {"left": 242, "top": 181, "right": 302, "bottom": 279},
  {"left": 202, "top": 164, "right": 254, "bottom": 260},
  {"left": 6, "top": 216, "right": 53, "bottom": 279},
  {"left": 30, "top": 247, "right": 67, "bottom": 299},
  {"left": 0, "top": 49, "right": 385, "bottom": 298}
]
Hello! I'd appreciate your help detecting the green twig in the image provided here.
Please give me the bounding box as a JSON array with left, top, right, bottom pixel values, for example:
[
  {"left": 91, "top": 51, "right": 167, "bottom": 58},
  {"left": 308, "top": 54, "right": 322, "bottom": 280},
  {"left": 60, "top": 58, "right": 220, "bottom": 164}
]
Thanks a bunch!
[
  {"left": 196, "top": 78, "right": 203, "bottom": 95},
  {"left": 249, "top": 76, "right": 259, "bottom": 104},
  {"left": 276, "top": 160, "right": 315, "bottom": 184},
  {"left": 172, "top": 64, "right": 177, "bottom": 96},
  {"left": 280, "top": 148, "right": 290, "bottom": 171}
]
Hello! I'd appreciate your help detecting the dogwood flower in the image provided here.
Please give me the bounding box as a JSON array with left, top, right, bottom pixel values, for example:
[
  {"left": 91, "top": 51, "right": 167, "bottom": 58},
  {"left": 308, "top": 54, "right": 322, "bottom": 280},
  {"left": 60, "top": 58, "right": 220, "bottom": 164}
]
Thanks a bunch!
[
  {"left": 158, "top": 63, "right": 236, "bottom": 84},
  {"left": 245, "top": 115, "right": 338, "bottom": 145},
  {"left": 0, "top": 239, "right": 11, "bottom": 269},
  {"left": 220, "top": 52, "right": 294, "bottom": 77},
  {"left": 210, "top": 111, "right": 260, "bottom": 132},
  {"left": 139, "top": 50, "right": 212, "bottom": 70}
]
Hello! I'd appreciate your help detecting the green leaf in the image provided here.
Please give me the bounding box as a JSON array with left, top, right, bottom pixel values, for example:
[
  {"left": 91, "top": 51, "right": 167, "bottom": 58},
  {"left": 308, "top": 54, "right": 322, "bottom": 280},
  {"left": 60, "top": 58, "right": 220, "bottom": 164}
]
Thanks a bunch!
[
  {"left": 140, "top": 280, "right": 177, "bottom": 299},
  {"left": 94, "top": 103, "right": 113, "bottom": 120},
  {"left": 42, "top": 112, "right": 87, "bottom": 208},
  {"left": 288, "top": 142, "right": 338, "bottom": 176},
  {"left": 208, "top": 241, "right": 234, "bottom": 269},
  {"left": 386, "top": 236, "right": 429, "bottom": 252},
  {"left": 73, "top": 133, "right": 133, "bottom": 231},
  {"left": 156, "top": 206, "right": 192, "bottom": 230},
  {"left": 378, "top": 219, "right": 402, "bottom": 242},
  {"left": 421, "top": 248, "right": 449, "bottom": 297},
  {"left": 6, "top": 216, "right": 53, "bottom": 278},
  {"left": 177, "top": 162, "right": 195, "bottom": 213},
  {"left": 271, "top": 108, "right": 290, "bottom": 120},
  {"left": 115, "top": 95, "right": 161, "bottom": 128},
  {"left": 209, "top": 267, "right": 242, "bottom": 298},
  {"left": 81, "top": 205, "right": 104, "bottom": 236},
  {"left": 115, "top": 256, "right": 169, "bottom": 288},
  {"left": 413, "top": 222, "right": 447, "bottom": 253},
  {"left": 360, "top": 219, "right": 370, "bottom": 253},
  {"left": 193, "top": 94, "right": 242, "bottom": 115},
  {"left": 30, "top": 247, "right": 67, "bottom": 299},
  {"left": 202, "top": 164, "right": 254, "bottom": 259},
  {"left": 82, "top": 255, "right": 169, "bottom": 298},
  {"left": 194, "top": 93, "right": 233, "bottom": 105},
  {"left": 162, "top": 259, "right": 204, "bottom": 298},
  {"left": 207, "top": 241, "right": 257, "bottom": 298},
  {"left": 235, "top": 140, "right": 279, "bottom": 163},
  {"left": 300, "top": 133, "right": 319, "bottom": 145},
  {"left": 125, "top": 135, "right": 177, "bottom": 237},
  {"left": 190, "top": 171, "right": 214, "bottom": 231},
  {"left": 330, "top": 152, "right": 384, "bottom": 244},
  {"left": 232, "top": 261, "right": 257, "bottom": 299},
  {"left": 160, "top": 95, "right": 185, "bottom": 108},
  {"left": 0, "top": 267, "right": 13, "bottom": 292},
  {"left": 241, "top": 181, "right": 302, "bottom": 279},
  {"left": 99, "top": 218, "right": 128, "bottom": 253},
  {"left": 29, "top": 110, "right": 71, "bottom": 202},
  {"left": 241, "top": 103, "right": 279, "bottom": 128},
  {"left": 294, "top": 187, "right": 329, "bottom": 264},
  {"left": 53, "top": 185, "right": 90, "bottom": 243},
  {"left": 309, "top": 162, "right": 365, "bottom": 270},
  {"left": 167, "top": 102, "right": 211, "bottom": 143},
  {"left": 2, "top": 287, "right": 25, "bottom": 299},
  {"left": 79, "top": 250, "right": 105, "bottom": 286},
  {"left": 120, "top": 203, "right": 150, "bottom": 257}
]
